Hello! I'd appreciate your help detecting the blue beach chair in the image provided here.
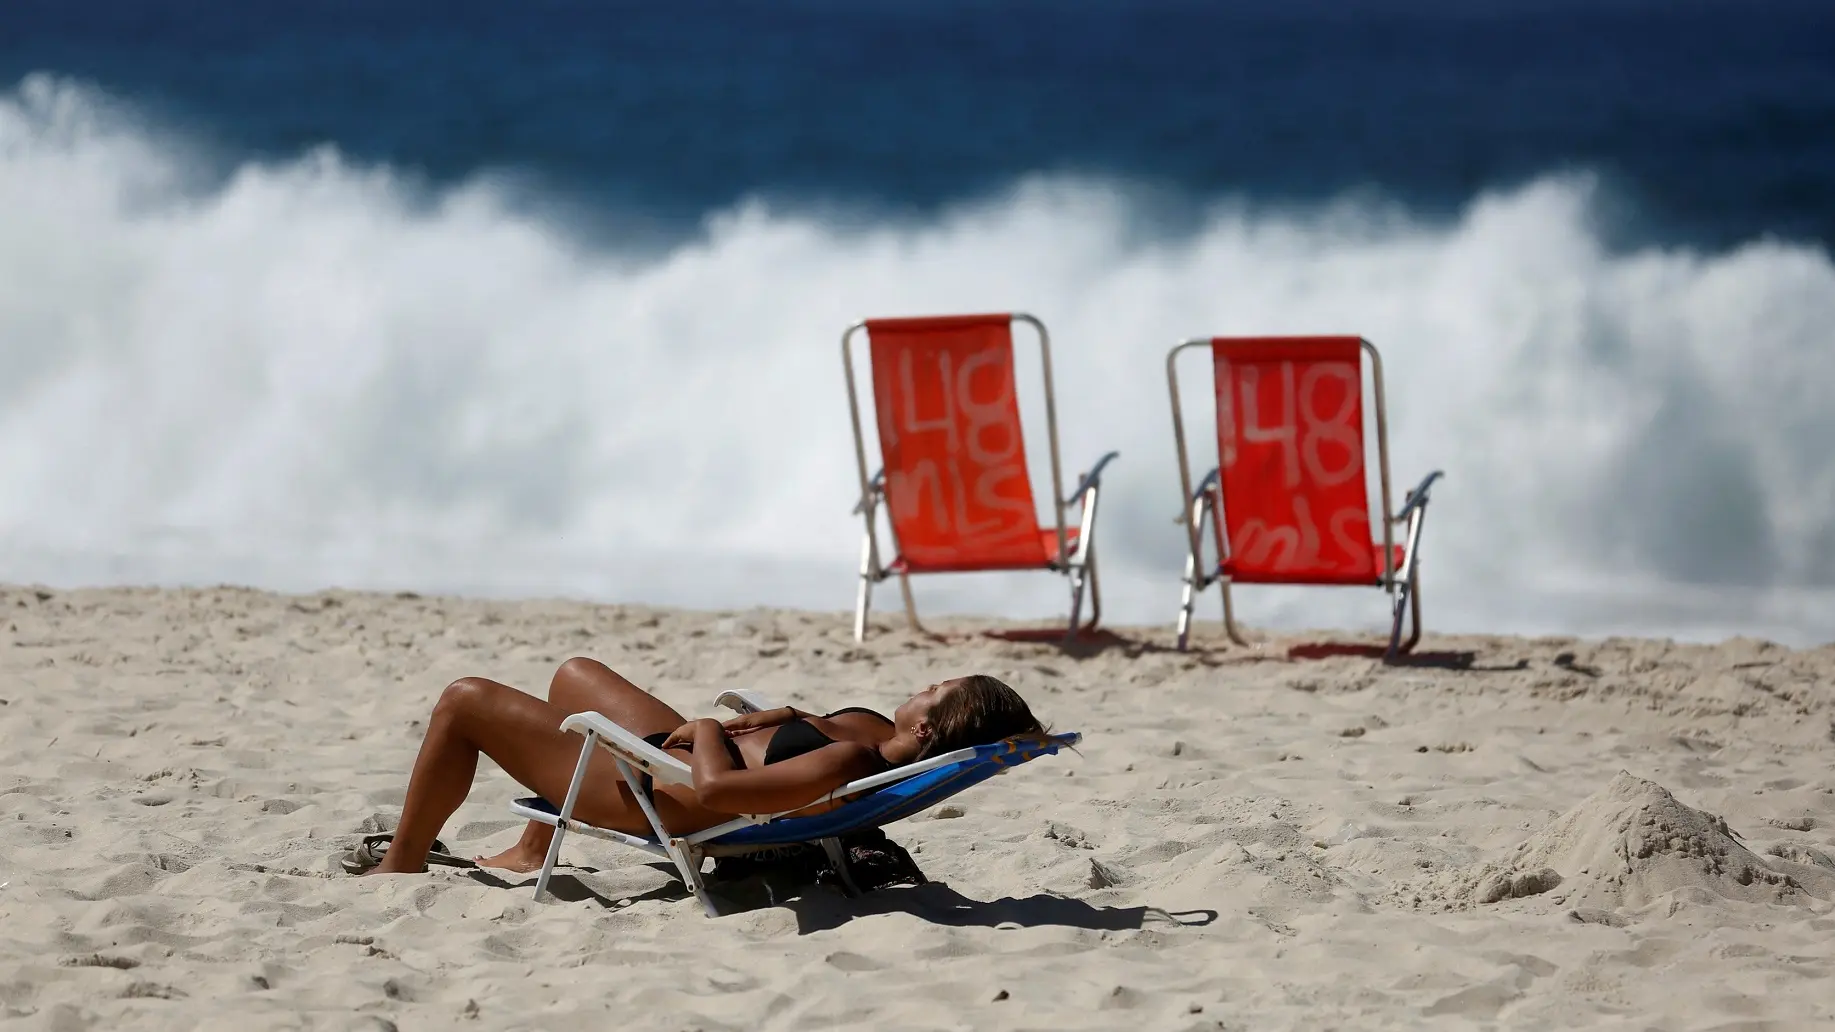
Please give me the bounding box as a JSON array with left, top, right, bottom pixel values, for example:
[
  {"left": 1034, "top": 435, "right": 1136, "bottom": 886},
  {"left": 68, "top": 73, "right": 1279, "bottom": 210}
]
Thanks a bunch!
[{"left": 508, "top": 690, "right": 1080, "bottom": 916}]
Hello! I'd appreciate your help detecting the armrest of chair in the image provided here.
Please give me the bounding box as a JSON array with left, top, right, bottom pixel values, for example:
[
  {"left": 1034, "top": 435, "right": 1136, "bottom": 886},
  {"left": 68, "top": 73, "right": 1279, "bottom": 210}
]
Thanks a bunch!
[
  {"left": 715, "top": 689, "right": 782, "bottom": 715},
  {"left": 852, "top": 467, "right": 885, "bottom": 515},
  {"left": 1176, "top": 467, "right": 1220, "bottom": 525},
  {"left": 1192, "top": 467, "right": 1219, "bottom": 503},
  {"left": 558, "top": 711, "right": 694, "bottom": 787},
  {"left": 1063, "top": 451, "right": 1121, "bottom": 506},
  {"left": 1394, "top": 470, "right": 1445, "bottom": 522}
]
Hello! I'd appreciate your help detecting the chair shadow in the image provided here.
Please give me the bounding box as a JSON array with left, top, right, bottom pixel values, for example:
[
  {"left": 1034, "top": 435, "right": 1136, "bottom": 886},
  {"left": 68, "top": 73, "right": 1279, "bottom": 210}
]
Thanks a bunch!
[
  {"left": 1552, "top": 651, "right": 1602, "bottom": 677},
  {"left": 463, "top": 863, "right": 691, "bottom": 910},
  {"left": 472, "top": 865, "right": 1218, "bottom": 933},
  {"left": 785, "top": 882, "right": 1218, "bottom": 935},
  {"left": 956, "top": 627, "right": 1513, "bottom": 670},
  {"left": 1285, "top": 642, "right": 1525, "bottom": 672},
  {"left": 976, "top": 627, "right": 1184, "bottom": 659}
]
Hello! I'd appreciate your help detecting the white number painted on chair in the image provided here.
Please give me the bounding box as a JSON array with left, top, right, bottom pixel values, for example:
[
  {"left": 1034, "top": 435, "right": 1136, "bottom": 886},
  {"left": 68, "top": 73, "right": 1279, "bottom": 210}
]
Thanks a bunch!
[
  {"left": 1220, "top": 359, "right": 1370, "bottom": 574},
  {"left": 886, "top": 346, "right": 1031, "bottom": 545}
]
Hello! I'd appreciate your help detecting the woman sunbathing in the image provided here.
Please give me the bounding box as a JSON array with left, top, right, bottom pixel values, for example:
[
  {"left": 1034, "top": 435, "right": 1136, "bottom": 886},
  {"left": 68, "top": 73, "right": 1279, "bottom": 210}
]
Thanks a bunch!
[{"left": 361, "top": 657, "right": 1043, "bottom": 875}]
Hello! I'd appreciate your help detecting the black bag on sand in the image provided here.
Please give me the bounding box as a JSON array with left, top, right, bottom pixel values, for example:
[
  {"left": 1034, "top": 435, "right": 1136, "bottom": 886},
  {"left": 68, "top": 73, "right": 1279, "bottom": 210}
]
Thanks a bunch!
[{"left": 709, "top": 827, "right": 927, "bottom": 895}]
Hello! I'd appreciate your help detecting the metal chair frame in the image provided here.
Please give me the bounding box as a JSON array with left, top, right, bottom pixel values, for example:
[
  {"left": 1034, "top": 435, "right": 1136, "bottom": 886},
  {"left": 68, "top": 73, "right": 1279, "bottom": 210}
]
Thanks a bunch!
[
  {"left": 1166, "top": 336, "right": 1443, "bottom": 659},
  {"left": 842, "top": 313, "right": 1119, "bottom": 643}
]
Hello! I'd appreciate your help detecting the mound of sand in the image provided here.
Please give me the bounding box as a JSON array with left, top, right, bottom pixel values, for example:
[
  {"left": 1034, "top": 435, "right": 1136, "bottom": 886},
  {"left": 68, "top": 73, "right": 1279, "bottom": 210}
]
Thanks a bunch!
[{"left": 1400, "top": 772, "right": 1815, "bottom": 912}]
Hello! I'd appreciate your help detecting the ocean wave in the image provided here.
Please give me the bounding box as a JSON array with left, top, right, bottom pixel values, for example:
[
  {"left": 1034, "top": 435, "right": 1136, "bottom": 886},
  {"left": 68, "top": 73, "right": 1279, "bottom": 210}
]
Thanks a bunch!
[{"left": 4, "top": 76, "right": 1833, "bottom": 642}]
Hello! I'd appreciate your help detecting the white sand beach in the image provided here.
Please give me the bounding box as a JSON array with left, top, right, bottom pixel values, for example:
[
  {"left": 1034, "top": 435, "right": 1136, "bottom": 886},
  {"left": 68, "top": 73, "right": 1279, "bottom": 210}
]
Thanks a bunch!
[{"left": 3, "top": 584, "right": 1833, "bottom": 1030}]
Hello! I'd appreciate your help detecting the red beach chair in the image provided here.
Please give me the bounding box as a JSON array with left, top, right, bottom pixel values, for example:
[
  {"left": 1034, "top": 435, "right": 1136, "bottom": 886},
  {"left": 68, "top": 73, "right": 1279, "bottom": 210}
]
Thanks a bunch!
[
  {"left": 841, "top": 313, "right": 1119, "bottom": 642},
  {"left": 1166, "top": 336, "right": 1443, "bottom": 658}
]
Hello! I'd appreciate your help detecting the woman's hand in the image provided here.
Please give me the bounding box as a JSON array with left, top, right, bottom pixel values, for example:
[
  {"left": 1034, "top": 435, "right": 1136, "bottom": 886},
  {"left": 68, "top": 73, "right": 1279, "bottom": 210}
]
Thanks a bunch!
[
  {"left": 721, "top": 706, "right": 795, "bottom": 737},
  {"left": 659, "top": 718, "right": 721, "bottom": 751}
]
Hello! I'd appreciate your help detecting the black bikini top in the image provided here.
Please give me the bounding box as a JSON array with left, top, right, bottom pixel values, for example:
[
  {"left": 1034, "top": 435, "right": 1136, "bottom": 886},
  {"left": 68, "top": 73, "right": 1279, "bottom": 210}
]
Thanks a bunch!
[{"left": 762, "top": 706, "right": 892, "bottom": 767}]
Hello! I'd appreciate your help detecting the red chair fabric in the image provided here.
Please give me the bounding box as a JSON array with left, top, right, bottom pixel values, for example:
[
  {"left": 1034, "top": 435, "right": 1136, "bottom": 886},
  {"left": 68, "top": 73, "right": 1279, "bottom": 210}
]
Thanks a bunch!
[
  {"left": 889, "top": 528, "right": 1080, "bottom": 575},
  {"left": 866, "top": 315, "right": 1055, "bottom": 573},
  {"left": 1211, "top": 336, "right": 1396, "bottom": 585}
]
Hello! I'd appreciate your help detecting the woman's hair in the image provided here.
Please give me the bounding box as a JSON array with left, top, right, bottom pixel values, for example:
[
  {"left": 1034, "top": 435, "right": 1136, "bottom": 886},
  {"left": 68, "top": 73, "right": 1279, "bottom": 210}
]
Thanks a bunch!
[{"left": 918, "top": 674, "right": 1045, "bottom": 760}]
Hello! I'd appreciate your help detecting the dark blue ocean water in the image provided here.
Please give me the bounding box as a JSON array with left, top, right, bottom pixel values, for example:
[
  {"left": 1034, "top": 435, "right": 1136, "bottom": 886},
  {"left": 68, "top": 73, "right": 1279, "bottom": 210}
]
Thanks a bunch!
[{"left": 4, "top": 0, "right": 1832, "bottom": 248}]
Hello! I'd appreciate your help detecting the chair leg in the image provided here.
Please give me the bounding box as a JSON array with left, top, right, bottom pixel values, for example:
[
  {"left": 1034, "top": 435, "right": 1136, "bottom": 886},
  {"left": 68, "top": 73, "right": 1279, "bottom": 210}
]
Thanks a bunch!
[
  {"left": 1388, "top": 505, "right": 1430, "bottom": 660},
  {"left": 1084, "top": 550, "right": 1103, "bottom": 634},
  {"left": 1402, "top": 568, "right": 1424, "bottom": 654},
  {"left": 1178, "top": 492, "right": 1233, "bottom": 650},
  {"left": 898, "top": 572, "right": 927, "bottom": 635},
  {"left": 1068, "top": 481, "right": 1105, "bottom": 641},
  {"left": 532, "top": 823, "right": 567, "bottom": 903},
  {"left": 854, "top": 528, "right": 876, "bottom": 642},
  {"left": 1219, "top": 578, "right": 1250, "bottom": 647},
  {"left": 1176, "top": 550, "right": 1200, "bottom": 651},
  {"left": 675, "top": 842, "right": 719, "bottom": 917},
  {"left": 1385, "top": 577, "right": 1414, "bottom": 661},
  {"left": 853, "top": 574, "right": 873, "bottom": 643},
  {"left": 535, "top": 730, "right": 599, "bottom": 902},
  {"left": 610, "top": 756, "right": 719, "bottom": 915}
]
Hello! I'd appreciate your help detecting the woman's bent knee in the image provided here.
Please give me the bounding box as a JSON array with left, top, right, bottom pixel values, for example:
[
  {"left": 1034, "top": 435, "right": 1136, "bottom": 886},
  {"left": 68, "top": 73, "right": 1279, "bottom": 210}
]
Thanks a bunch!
[
  {"left": 551, "top": 657, "right": 618, "bottom": 706},
  {"left": 433, "top": 677, "right": 498, "bottom": 722},
  {"left": 554, "top": 656, "right": 611, "bottom": 685}
]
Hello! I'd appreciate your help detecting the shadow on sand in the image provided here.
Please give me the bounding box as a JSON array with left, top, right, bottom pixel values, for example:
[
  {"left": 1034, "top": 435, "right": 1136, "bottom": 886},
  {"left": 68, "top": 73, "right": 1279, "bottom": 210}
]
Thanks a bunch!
[
  {"left": 930, "top": 626, "right": 1526, "bottom": 672},
  {"left": 978, "top": 626, "right": 1185, "bottom": 659},
  {"left": 785, "top": 883, "right": 1217, "bottom": 935},
  {"left": 1289, "top": 642, "right": 1473, "bottom": 667},
  {"left": 471, "top": 866, "right": 1217, "bottom": 934},
  {"left": 1285, "top": 642, "right": 1528, "bottom": 672},
  {"left": 464, "top": 864, "right": 686, "bottom": 911}
]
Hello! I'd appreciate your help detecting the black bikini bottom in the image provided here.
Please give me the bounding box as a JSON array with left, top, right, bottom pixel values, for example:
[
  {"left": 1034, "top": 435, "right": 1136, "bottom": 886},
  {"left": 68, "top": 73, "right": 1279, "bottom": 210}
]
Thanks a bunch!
[{"left": 634, "top": 731, "right": 745, "bottom": 801}]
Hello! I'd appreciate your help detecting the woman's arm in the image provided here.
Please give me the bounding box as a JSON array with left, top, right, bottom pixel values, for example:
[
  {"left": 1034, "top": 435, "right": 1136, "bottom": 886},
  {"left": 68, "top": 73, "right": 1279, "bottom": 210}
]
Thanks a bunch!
[
  {"left": 680, "top": 718, "right": 882, "bottom": 814},
  {"left": 720, "top": 705, "right": 807, "bottom": 736}
]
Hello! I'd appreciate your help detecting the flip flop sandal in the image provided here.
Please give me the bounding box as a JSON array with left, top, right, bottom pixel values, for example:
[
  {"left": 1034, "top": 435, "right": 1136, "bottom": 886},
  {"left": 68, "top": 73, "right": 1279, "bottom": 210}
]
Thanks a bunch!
[{"left": 340, "top": 834, "right": 475, "bottom": 875}]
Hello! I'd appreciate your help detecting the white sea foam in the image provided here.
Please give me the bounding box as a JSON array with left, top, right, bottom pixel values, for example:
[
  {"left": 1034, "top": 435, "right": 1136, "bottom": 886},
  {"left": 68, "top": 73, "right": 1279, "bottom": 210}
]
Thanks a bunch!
[{"left": 4, "top": 76, "right": 1833, "bottom": 642}]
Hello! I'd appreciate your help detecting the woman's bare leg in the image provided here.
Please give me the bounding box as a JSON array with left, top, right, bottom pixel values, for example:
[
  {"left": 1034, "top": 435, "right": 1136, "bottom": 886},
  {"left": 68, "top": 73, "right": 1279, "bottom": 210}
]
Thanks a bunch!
[
  {"left": 373, "top": 657, "right": 700, "bottom": 875},
  {"left": 473, "top": 658, "right": 689, "bottom": 872}
]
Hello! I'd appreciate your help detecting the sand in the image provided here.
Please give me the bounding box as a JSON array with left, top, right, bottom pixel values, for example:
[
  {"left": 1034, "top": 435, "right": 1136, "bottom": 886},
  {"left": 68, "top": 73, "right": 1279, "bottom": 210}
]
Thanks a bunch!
[{"left": 3, "top": 584, "right": 1834, "bottom": 1030}]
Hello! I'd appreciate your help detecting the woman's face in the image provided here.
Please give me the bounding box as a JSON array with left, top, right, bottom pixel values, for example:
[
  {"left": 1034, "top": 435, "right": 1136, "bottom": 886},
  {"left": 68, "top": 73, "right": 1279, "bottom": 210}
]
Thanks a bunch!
[{"left": 895, "top": 677, "right": 965, "bottom": 734}]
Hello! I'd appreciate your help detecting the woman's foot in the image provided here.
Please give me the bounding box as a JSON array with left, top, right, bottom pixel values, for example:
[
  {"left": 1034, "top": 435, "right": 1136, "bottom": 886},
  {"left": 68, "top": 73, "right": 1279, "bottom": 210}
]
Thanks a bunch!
[
  {"left": 473, "top": 843, "right": 550, "bottom": 873},
  {"left": 473, "top": 821, "right": 555, "bottom": 873}
]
